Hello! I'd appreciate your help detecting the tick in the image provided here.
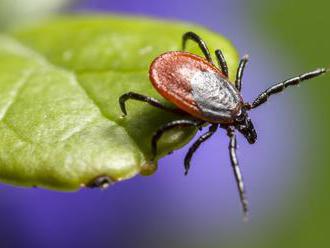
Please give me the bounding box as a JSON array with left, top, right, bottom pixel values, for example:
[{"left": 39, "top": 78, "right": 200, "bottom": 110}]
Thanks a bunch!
[{"left": 119, "top": 31, "right": 328, "bottom": 218}]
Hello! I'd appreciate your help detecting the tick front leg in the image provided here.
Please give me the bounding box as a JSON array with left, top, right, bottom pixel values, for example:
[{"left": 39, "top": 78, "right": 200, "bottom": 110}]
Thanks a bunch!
[
  {"left": 119, "top": 92, "right": 183, "bottom": 117},
  {"left": 227, "top": 127, "right": 249, "bottom": 220},
  {"left": 184, "top": 124, "right": 218, "bottom": 175},
  {"left": 235, "top": 55, "right": 249, "bottom": 92},
  {"left": 247, "top": 68, "right": 328, "bottom": 109},
  {"left": 182, "top": 32, "right": 213, "bottom": 63},
  {"left": 151, "top": 119, "right": 203, "bottom": 162}
]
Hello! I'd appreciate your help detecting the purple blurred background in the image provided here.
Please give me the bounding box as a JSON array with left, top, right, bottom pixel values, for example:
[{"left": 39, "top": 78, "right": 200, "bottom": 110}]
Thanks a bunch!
[{"left": 0, "top": 0, "right": 306, "bottom": 247}]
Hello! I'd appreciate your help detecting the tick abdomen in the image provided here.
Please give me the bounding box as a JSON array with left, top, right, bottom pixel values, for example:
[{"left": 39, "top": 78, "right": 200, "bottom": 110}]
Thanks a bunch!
[{"left": 150, "top": 51, "right": 242, "bottom": 123}]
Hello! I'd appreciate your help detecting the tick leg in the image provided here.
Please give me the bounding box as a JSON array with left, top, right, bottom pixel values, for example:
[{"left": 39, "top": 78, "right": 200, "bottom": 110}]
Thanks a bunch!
[
  {"left": 235, "top": 55, "right": 249, "bottom": 92},
  {"left": 215, "top": 50, "right": 229, "bottom": 78},
  {"left": 151, "top": 119, "right": 203, "bottom": 162},
  {"left": 182, "top": 32, "right": 213, "bottom": 63},
  {"left": 119, "top": 92, "right": 183, "bottom": 116},
  {"left": 227, "top": 126, "right": 248, "bottom": 220},
  {"left": 247, "top": 68, "right": 328, "bottom": 109},
  {"left": 184, "top": 124, "right": 218, "bottom": 175}
]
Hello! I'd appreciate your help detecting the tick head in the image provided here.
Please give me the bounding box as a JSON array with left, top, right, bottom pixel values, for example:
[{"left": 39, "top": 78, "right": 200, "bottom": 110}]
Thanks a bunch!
[{"left": 234, "top": 109, "right": 257, "bottom": 144}]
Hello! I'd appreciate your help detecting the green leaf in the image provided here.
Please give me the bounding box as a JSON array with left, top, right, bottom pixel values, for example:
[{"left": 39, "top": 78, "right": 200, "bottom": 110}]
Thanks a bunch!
[{"left": 0, "top": 15, "right": 239, "bottom": 191}]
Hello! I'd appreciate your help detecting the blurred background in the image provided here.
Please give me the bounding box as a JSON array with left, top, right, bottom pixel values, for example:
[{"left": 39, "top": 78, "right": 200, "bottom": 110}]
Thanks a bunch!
[{"left": 0, "top": 0, "right": 329, "bottom": 247}]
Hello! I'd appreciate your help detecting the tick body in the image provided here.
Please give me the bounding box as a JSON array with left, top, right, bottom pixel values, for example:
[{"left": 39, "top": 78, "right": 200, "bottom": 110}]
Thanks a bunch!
[
  {"left": 119, "top": 31, "right": 328, "bottom": 219},
  {"left": 150, "top": 51, "right": 243, "bottom": 124}
]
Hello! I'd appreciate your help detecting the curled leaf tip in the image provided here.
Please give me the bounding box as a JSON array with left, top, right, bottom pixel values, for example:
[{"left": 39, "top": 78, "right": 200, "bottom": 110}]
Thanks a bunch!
[{"left": 87, "top": 176, "right": 115, "bottom": 189}]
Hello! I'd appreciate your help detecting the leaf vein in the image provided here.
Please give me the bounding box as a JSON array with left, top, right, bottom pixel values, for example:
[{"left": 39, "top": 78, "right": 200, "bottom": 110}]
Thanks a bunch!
[{"left": 0, "top": 69, "right": 34, "bottom": 121}]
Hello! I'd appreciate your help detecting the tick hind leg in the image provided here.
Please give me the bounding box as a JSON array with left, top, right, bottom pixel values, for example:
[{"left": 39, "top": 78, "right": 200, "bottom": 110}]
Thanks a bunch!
[
  {"left": 182, "top": 32, "right": 213, "bottom": 63},
  {"left": 151, "top": 119, "right": 203, "bottom": 162},
  {"left": 247, "top": 68, "right": 328, "bottom": 109},
  {"left": 184, "top": 124, "right": 218, "bottom": 175},
  {"left": 119, "top": 92, "right": 183, "bottom": 117},
  {"left": 226, "top": 126, "right": 248, "bottom": 220}
]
